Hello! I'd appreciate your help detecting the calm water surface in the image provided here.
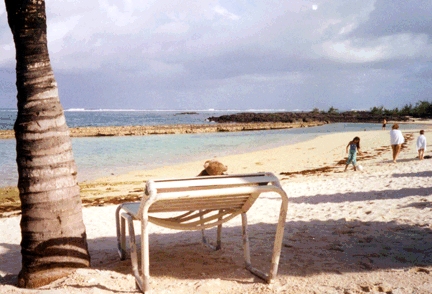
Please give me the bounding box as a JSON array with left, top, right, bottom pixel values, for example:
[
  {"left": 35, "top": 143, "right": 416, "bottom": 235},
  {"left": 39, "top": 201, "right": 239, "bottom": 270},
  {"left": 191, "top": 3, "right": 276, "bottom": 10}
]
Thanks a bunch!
[{"left": 0, "top": 109, "right": 428, "bottom": 187}]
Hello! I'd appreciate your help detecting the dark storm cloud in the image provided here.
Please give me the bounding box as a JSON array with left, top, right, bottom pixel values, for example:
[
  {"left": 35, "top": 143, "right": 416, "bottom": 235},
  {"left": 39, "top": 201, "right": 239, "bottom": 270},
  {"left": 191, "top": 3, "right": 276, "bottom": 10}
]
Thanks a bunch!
[{"left": 351, "top": 0, "right": 432, "bottom": 38}]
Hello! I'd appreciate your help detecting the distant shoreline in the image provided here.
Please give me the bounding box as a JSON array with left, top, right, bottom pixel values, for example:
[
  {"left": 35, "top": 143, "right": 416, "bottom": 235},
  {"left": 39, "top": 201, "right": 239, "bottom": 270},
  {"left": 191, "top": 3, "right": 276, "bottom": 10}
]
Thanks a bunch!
[
  {"left": 0, "top": 121, "right": 326, "bottom": 139},
  {"left": 2, "top": 119, "right": 432, "bottom": 140}
]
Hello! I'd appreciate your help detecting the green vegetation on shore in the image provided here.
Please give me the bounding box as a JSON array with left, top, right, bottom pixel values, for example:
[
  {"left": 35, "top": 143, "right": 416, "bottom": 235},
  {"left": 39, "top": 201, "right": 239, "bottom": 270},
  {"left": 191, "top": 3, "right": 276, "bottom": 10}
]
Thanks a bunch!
[
  {"left": 370, "top": 100, "right": 432, "bottom": 118},
  {"left": 210, "top": 100, "right": 432, "bottom": 124}
]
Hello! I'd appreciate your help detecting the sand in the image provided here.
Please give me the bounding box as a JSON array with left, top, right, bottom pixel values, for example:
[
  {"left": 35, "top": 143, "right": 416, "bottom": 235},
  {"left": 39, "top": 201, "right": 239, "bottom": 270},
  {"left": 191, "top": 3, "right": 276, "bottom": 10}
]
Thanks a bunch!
[{"left": 1, "top": 127, "right": 432, "bottom": 293}]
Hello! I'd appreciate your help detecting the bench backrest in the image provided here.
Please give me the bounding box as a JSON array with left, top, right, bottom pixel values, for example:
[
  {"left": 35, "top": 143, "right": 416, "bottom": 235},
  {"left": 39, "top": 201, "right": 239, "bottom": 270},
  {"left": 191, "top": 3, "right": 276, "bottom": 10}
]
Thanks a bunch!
[
  {"left": 149, "top": 172, "right": 276, "bottom": 190},
  {"left": 140, "top": 172, "right": 281, "bottom": 214}
]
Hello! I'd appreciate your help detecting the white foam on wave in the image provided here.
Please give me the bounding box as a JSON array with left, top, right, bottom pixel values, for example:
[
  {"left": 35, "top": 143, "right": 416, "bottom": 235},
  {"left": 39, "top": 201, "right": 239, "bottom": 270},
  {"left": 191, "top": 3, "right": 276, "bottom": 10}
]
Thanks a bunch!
[{"left": 65, "top": 108, "right": 87, "bottom": 112}]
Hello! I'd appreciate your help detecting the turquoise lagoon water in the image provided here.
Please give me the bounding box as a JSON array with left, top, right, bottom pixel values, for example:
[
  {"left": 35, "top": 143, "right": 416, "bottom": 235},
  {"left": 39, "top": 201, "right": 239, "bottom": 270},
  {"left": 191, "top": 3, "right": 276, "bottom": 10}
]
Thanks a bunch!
[{"left": 0, "top": 109, "right": 429, "bottom": 187}]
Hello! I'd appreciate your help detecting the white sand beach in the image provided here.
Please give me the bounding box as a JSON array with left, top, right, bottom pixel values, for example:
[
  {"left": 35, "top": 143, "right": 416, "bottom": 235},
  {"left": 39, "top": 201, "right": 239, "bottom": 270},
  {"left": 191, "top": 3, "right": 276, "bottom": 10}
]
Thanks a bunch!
[{"left": 1, "top": 127, "right": 432, "bottom": 293}]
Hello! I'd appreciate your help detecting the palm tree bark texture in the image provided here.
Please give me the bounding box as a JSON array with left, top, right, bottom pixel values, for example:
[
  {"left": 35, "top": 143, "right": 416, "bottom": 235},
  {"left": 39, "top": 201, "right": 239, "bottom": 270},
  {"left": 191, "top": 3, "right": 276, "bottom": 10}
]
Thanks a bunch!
[{"left": 4, "top": 0, "right": 91, "bottom": 288}]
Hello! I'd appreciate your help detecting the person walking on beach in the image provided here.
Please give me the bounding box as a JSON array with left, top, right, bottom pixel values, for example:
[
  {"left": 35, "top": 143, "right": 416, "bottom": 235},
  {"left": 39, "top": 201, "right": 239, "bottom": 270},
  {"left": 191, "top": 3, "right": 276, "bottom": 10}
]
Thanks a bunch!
[
  {"left": 390, "top": 124, "right": 404, "bottom": 163},
  {"left": 345, "top": 136, "right": 361, "bottom": 171},
  {"left": 382, "top": 119, "right": 387, "bottom": 130},
  {"left": 416, "top": 130, "right": 427, "bottom": 160}
]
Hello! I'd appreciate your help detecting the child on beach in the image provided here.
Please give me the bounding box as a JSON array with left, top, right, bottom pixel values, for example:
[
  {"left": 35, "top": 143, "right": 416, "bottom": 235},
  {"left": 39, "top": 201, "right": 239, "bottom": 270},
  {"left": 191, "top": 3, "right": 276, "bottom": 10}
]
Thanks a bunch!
[
  {"left": 416, "top": 130, "right": 427, "bottom": 160},
  {"left": 345, "top": 136, "right": 361, "bottom": 171}
]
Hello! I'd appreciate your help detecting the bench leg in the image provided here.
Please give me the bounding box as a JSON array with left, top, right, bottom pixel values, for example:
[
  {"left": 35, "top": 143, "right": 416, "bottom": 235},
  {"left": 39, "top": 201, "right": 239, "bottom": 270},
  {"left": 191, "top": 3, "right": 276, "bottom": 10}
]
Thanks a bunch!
[
  {"left": 141, "top": 214, "right": 151, "bottom": 293},
  {"left": 201, "top": 210, "right": 222, "bottom": 250},
  {"left": 126, "top": 214, "right": 139, "bottom": 280},
  {"left": 242, "top": 195, "right": 288, "bottom": 284},
  {"left": 242, "top": 212, "right": 271, "bottom": 282},
  {"left": 121, "top": 213, "right": 150, "bottom": 294},
  {"left": 216, "top": 221, "right": 222, "bottom": 249},
  {"left": 115, "top": 206, "right": 127, "bottom": 260},
  {"left": 241, "top": 212, "right": 251, "bottom": 265},
  {"left": 267, "top": 198, "right": 288, "bottom": 282}
]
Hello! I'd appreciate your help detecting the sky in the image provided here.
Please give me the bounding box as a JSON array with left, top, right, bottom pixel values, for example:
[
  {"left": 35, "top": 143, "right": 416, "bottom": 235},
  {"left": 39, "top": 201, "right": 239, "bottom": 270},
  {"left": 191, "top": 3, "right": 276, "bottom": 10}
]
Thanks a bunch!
[{"left": 0, "top": 0, "right": 431, "bottom": 111}]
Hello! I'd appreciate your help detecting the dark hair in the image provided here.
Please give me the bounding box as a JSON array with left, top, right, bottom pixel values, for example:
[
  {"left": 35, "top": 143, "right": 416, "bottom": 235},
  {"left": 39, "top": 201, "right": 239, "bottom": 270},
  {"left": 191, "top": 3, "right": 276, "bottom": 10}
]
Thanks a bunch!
[
  {"left": 352, "top": 136, "right": 360, "bottom": 149},
  {"left": 392, "top": 124, "right": 399, "bottom": 130},
  {"left": 420, "top": 130, "right": 424, "bottom": 135}
]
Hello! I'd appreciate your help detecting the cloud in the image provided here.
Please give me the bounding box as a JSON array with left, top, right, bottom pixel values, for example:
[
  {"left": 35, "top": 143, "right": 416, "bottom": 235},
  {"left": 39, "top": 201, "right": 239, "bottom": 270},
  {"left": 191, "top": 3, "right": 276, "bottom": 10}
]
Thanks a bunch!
[
  {"left": 213, "top": 5, "right": 240, "bottom": 20},
  {"left": 155, "top": 22, "right": 190, "bottom": 34},
  {"left": 0, "top": 0, "right": 431, "bottom": 110},
  {"left": 351, "top": 0, "right": 432, "bottom": 38},
  {"left": 320, "top": 33, "right": 432, "bottom": 63},
  {"left": 99, "top": 0, "right": 138, "bottom": 27}
]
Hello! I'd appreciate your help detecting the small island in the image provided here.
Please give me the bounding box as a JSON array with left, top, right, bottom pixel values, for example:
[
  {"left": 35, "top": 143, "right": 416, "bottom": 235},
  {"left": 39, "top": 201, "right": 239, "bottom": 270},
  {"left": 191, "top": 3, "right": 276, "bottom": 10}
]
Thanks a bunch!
[{"left": 174, "top": 112, "right": 199, "bottom": 115}]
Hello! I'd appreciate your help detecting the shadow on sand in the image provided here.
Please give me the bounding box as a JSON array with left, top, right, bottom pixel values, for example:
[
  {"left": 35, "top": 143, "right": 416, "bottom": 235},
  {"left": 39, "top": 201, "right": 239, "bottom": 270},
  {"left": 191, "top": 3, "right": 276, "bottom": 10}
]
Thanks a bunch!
[
  {"left": 265, "top": 185, "right": 431, "bottom": 205},
  {"left": 1, "top": 216, "right": 431, "bottom": 289},
  {"left": 392, "top": 171, "right": 432, "bottom": 178}
]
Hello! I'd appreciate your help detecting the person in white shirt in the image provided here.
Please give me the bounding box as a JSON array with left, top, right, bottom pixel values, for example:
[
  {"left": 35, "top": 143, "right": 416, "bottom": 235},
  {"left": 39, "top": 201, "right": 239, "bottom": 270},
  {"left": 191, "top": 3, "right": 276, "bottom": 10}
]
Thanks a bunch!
[
  {"left": 390, "top": 124, "right": 404, "bottom": 163},
  {"left": 416, "top": 130, "right": 427, "bottom": 160}
]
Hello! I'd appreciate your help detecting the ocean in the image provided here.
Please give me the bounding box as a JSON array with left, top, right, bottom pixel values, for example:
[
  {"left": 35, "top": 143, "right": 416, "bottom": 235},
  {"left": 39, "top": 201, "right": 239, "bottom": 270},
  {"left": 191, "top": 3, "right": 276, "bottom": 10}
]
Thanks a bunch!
[
  {"left": 0, "top": 108, "right": 236, "bottom": 130},
  {"left": 0, "top": 108, "right": 427, "bottom": 187}
]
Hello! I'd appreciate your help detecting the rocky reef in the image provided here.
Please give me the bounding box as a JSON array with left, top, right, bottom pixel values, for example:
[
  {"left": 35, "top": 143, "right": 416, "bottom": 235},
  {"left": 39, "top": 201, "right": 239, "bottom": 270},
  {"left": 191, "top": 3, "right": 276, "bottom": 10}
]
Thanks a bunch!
[
  {"left": 0, "top": 121, "right": 325, "bottom": 139},
  {"left": 0, "top": 111, "right": 413, "bottom": 139}
]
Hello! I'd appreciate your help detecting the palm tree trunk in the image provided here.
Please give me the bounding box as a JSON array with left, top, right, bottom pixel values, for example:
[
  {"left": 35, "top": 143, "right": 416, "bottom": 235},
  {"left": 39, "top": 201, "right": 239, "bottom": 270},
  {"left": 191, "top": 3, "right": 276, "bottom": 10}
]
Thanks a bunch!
[{"left": 5, "top": 0, "right": 91, "bottom": 288}]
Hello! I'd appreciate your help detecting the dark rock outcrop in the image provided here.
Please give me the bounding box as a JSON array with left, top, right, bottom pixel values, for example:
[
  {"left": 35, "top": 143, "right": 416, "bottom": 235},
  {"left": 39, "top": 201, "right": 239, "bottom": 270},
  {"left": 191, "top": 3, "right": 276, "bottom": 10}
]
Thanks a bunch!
[{"left": 208, "top": 111, "right": 408, "bottom": 124}]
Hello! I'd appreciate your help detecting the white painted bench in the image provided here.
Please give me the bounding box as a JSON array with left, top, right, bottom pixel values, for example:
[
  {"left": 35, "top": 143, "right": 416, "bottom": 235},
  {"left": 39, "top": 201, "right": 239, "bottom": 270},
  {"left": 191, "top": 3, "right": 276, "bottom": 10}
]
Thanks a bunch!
[{"left": 115, "top": 172, "right": 288, "bottom": 293}]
